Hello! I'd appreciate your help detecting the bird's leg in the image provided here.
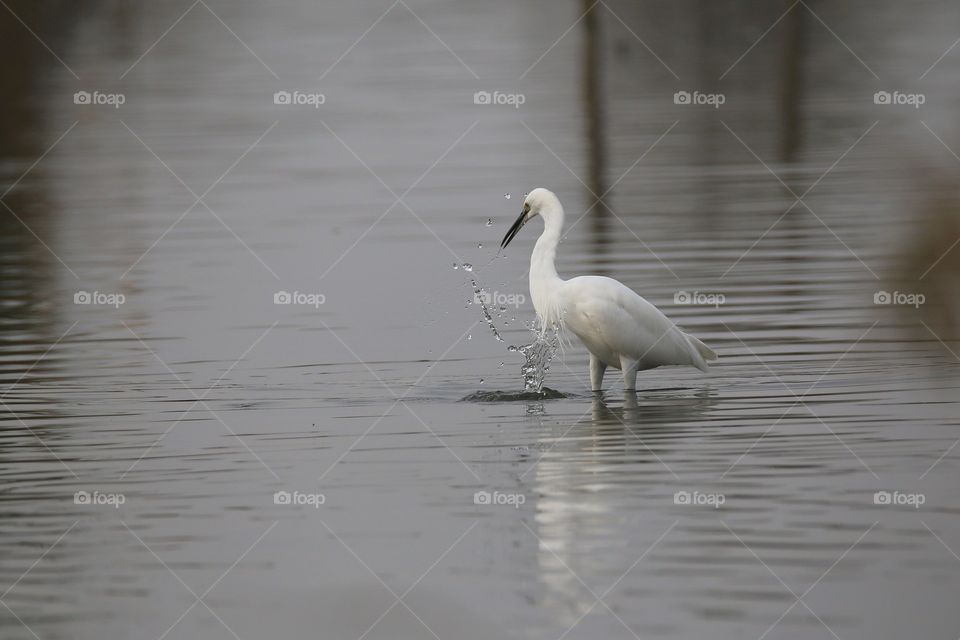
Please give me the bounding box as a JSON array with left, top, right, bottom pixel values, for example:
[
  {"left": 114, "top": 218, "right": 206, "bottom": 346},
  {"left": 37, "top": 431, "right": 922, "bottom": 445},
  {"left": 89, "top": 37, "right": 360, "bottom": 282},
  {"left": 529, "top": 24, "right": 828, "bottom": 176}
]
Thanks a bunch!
[
  {"left": 589, "top": 354, "right": 606, "bottom": 392},
  {"left": 620, "top": 356, "right": 639, "bottom": 391}
]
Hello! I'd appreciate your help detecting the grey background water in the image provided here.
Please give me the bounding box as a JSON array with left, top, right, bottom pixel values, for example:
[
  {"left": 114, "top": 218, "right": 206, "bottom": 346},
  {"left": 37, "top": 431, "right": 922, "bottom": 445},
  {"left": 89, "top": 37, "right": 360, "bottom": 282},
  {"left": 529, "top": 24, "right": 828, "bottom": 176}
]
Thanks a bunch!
[{"left": 3, "top": 1, "right": 960, "bottom": 638}]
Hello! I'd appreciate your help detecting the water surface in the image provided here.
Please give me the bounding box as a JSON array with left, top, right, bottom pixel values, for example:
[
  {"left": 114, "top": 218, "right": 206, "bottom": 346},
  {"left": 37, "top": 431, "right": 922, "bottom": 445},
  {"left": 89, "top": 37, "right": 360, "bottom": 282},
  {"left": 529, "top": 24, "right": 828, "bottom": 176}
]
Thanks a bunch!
[{"left": 2, "top": 1, "right": 960, "bottom": 639}]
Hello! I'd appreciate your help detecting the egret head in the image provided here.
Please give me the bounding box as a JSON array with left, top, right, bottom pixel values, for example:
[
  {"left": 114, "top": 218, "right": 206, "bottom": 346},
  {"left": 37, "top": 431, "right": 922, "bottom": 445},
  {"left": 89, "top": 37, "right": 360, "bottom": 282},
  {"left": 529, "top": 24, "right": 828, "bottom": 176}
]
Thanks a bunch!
[{"left": 500, "top": 188, "right": 560, "bottom": 250}]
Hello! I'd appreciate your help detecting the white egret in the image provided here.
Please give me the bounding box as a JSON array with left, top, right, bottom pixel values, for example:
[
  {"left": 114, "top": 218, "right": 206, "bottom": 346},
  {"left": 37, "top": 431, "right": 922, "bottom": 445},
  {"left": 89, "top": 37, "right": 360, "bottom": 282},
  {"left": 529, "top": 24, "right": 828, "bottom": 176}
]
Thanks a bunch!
[{"left": 500, "top": 188, "right": 717, "bottom": 391}]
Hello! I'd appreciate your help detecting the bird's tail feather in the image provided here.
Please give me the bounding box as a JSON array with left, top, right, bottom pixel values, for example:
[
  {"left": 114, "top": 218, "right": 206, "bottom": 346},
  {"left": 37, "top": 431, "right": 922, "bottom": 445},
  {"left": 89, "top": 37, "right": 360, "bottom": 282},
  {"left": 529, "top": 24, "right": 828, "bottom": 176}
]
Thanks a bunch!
[{"left": 684, "top": 333, "right": 717, "bottom": 372}]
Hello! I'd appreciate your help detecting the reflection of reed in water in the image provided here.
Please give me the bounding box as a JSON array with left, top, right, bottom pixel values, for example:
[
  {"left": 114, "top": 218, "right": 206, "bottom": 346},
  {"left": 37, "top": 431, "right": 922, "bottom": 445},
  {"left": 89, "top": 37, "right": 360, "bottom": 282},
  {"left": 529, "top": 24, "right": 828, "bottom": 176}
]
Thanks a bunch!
[
  {"left": 898, "top": 177, "right": 960, "bottom": 343},
  {"left": 581, "top": 0, "right": 611, "bottom": 274},
  {"left": 778, "top": 2, "right": 805, "bottom": 163},
  {"left": 0, "top": 1, "right": 78, "bottom": 369},
  {"left": 0, "top": 0, "right": 89, "bottom": 485}
]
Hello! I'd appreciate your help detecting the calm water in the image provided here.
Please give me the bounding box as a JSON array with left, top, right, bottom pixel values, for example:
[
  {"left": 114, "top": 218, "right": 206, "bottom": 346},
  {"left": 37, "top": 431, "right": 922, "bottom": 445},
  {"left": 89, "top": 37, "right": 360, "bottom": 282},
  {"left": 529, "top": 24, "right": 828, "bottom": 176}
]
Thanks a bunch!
[{"left": 3, "top": 1, "right": 960, "bottom": 639}]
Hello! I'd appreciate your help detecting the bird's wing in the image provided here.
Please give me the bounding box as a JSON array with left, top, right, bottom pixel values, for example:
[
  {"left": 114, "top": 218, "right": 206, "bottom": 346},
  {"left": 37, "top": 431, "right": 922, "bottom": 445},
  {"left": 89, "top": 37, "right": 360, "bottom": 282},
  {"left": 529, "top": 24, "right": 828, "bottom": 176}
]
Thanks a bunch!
[{"left": 561, "top": 276, "right": 702, "bottom": 368}]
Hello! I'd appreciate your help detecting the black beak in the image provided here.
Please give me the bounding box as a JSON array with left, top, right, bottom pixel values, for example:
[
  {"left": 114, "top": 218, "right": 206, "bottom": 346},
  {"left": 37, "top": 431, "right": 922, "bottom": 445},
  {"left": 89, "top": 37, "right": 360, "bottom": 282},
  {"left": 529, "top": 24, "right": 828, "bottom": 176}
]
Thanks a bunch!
[{"left": 500, "top": 209, "right": 528, "bottom": 250}]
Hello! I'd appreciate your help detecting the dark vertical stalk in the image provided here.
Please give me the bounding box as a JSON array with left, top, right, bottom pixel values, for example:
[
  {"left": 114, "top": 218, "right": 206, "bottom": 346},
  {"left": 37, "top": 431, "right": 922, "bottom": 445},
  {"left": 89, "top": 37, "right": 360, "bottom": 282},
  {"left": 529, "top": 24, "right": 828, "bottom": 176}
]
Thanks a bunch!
[
  {"left": 779, "top": 0, "right": 805, "bottom": 162},
  {"left": 582, "top": 0, "right": 610, "bottom": 270}
]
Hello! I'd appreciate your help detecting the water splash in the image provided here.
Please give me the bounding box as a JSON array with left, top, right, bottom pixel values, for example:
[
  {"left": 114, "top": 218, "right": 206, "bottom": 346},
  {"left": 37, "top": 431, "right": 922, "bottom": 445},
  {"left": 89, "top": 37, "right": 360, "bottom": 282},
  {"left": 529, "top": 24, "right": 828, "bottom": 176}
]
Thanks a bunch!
[
  {"left": 457, "top": 261, "right": 561, "bottom": 392},
  {"left": 460, "top": 387, "right": 569, "bottom": 402},
  {"left": 513, "top": 321, "right": 560, "bottom": 393},
  {"left": 467, "top": 276, "right": 503, "bottom": 342}
]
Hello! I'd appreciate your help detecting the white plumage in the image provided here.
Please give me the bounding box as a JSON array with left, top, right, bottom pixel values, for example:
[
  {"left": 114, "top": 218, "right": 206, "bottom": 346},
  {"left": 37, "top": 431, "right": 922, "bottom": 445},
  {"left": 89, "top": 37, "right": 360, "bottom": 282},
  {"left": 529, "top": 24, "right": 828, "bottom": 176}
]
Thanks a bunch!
[{"left": 500, "top": 188, "right": 717, "bottom": 391}]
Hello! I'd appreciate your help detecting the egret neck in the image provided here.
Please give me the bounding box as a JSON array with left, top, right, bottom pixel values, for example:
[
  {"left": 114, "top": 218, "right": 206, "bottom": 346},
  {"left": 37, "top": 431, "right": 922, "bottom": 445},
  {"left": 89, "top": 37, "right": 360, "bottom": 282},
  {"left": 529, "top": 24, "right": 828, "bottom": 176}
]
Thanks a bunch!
[{"left": 529, "top": 197, "right": 565, "bottom": 332}]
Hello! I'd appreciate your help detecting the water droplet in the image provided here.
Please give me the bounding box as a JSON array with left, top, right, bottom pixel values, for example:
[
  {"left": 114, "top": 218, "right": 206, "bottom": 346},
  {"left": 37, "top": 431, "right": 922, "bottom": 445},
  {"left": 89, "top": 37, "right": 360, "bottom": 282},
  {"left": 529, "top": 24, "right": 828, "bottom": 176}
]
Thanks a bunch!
[
  {"left": 479, "top": 378, "right": 485, "bottom": 384},
  {"left": 486, "top": 218, "right": 493, "bottom": 226},
  {"left": 462, "top": 263, "right": 473, "bottom": 272},
  {"left": 467, "top": 334, "right": 472, "bottom": 340},
  {"left": 478, "top": 242, "right": 483, "bottom": 249},
  {"left": 452, "top": 263, "right": 459, "bottom": 270},
  {"left": 504, "top": 193, "right": 511, "bottom": 200},
  {"left": 507, "top": 345, "right": 517, "bottom": 352},
  {"left": 498, "top": 361, "right": 504, "bottom": 368}
]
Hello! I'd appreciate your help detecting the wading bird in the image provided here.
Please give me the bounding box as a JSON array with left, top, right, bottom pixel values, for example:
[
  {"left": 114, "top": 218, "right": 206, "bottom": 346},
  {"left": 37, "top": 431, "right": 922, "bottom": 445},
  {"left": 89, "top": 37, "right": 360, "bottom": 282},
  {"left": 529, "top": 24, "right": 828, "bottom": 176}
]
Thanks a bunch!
[{"left": 500, "top": 188, "right": 717, "bottom": 391}]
